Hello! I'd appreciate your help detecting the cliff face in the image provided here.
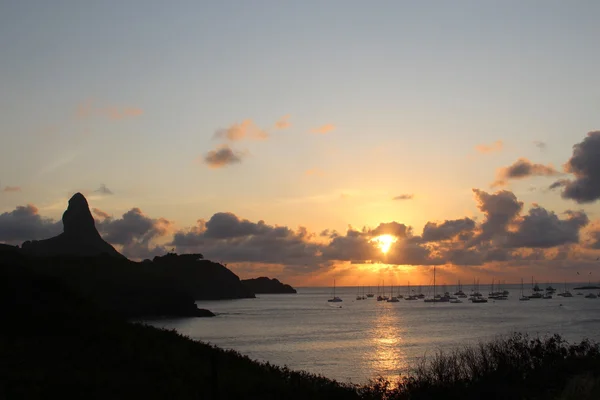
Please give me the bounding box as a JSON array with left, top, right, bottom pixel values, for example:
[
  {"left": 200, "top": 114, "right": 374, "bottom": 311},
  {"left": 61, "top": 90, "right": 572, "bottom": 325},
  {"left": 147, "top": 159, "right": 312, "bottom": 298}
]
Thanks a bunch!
[
  {"left": 242, "top": 277, "right": 297, "bottom": 294},
  {"left": 21, "top": 193, "right": 124, "bottom": 259}
]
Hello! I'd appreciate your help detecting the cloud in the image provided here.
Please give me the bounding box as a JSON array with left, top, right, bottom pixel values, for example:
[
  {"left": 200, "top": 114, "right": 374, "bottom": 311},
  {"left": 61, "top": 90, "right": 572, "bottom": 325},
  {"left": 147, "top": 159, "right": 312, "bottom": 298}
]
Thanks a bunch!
[
  {"left": 560, "top": 131, "right": 600, "bottom": 203},
  {"left": 2, "top": 186, "right": 21, "bottom": 193},
  {"left": 471, "top": 189, "right": 523, "bottom": 244},
  {"left": 76, "top": 100, "right": 143, "bottom": 120},
  {"left": 94, "top": 184, "right": 114, "bottom": 195},
  {"left": 213, "top": 120, "right": 268, "bottom": 141},
  {"left": 370, "top": 222, "right": 411, "bottom": 238},
  {"left": 97, "top": 208, "right": 171, "bottom": 246},
  {"left": 204, "top": 145, "right": 245, "bottom": 168},
  {"left": 533, "top": 140, "right": 547, "bottom": 150},
  {"left": 0, "top": 204, "right": 61, "bottom": 244},
  {"left": 422, "top": 218, "right": 476, "bottom": 242},
  {"left": 96, "top": 208, "right": 173, "bottom": 259},
  {"left": 92, "top": 208, "right": 111, "bottom": 219},
  {"left": 548, "top": 179, "right": 570, "bottom": 190},
  {"left": 587, "top": 224, "right": 600, "bottom": 250},
  {"left": 506, "top": 207, "right": 589, "bottom": 248},
  {"left": 310, "top": 124, "right": 335, "bottom": 134},
  {"left": 275, "top": 115, "right": 291, "bottom": 130},
  {"left": 491, "top": 158, "right": 560, "bottom": 187},
  {"left": 475, "top": 140, "right": 503, "bottom": 154},
  {"left": 171, "top": 213, "right": 321, "bottom": 267},
  {"left": 392, "top": 194, "right": 414, "bottom": 200}
]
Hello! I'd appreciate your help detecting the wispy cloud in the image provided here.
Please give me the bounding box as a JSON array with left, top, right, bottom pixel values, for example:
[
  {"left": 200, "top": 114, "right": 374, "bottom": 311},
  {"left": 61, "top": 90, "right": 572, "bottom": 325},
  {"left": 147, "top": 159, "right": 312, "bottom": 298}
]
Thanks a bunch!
[
  {"left": 94, "top": 184, "right": 114, "bottom": 195},
  {"left": 2, "top": 186, "right": 21, "bottom": 193},
  {"left": 76, "top": 99, "right": 144, "bottom": 121},
  {"left": 310, "top": 124, "right": 335, "bottom": 134},
  {"left": 275, "top": 115, "right": 291, "bottom": 130},
  {"left": 392, "top": 194, "right": 414, "bottom": 200},
  {"left": 204, "top": 144, "right": 245, "bottom": 168},
  {"left": 213, "top": 120, "right": 269, "bottom": 141},
  {"left": 475, "top": 140, "right": 503, "bottom": 154}
]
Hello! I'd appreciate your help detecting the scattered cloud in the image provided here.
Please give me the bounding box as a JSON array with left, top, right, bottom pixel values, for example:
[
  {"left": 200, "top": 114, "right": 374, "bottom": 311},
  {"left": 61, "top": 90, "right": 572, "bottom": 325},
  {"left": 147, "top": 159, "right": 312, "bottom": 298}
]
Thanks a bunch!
[
  {"left": 471, "top": 189, "right": 523, "bottom": 244},
  {"left": 2, "top": 186, "right": 21, "bottom": 193},
  {"left": 213, "top": 120, "right": 268, "bottom": 141},
  {"left": 275, "top": 115, "right": 291, "bottom": 130},
  {"left": 475, "top": 140, "right": 503, "bottom": 154},
  {"left": 0, "top": 204, "right": 61, "bottom": 244},
  {"left": 548, "top": 179, "right": 569, "bottom": 191},
  {"left": 310, "top": 124, "right": 335, "bottom": 134},
  {"left": 422, "top": 218, "right": 476, "bottom": 242},
  {"left": 392, "top": 194, "right": 414, "bottom": 200},
  {"left": 1, "top": 186, "right": 596, "bottom": 280},
  {"left": 533, "top": 140, "right": 547, "bottom": 150},
  {"left": 560, "top": 131, "right": 600, "bottom": 203},
  {"left": 76, "top": 99, "right": 143, "bottom": 120},
  {"left": 506, "top": 208, "right": 588, "bottom": 248},
  {"left": 92, "top": 208, "right": 111, "bottom": 219},
  {"left": 94, "top": 184, "right": 114, "bottom": 195},
  {"left": 96, "top": 208, "right": 173, "bottom": 259},
  {"left": 491, "top": 158, "right": 560, "bottom": 187},
  {"left": 204, "top": 145, "right": 245, "bottom": 168}
]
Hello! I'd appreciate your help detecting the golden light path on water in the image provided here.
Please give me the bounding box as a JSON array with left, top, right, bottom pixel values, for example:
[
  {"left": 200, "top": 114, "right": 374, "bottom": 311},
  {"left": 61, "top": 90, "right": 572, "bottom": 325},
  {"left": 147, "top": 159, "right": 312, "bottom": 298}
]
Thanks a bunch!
[{"left": 367, "top": 303, "right": 409, "bottom": 382}]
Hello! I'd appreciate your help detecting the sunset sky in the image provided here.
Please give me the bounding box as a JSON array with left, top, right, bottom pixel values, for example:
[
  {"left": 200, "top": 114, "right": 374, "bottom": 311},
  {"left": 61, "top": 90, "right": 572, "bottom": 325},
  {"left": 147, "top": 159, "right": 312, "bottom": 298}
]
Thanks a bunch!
[{"left": 1, "top": 1, "right": 600, "bottom": 286}]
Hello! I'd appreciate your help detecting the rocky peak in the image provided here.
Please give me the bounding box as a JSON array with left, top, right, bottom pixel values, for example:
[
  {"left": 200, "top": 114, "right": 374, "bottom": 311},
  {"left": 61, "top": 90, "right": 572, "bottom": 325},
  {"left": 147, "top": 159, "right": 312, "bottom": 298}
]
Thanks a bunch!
[
  {"left": 20, "top": 192, "right": 124, "bottom": 259},
  {"left": 62, "top": 193, "right": 99, "bottom": 238}
]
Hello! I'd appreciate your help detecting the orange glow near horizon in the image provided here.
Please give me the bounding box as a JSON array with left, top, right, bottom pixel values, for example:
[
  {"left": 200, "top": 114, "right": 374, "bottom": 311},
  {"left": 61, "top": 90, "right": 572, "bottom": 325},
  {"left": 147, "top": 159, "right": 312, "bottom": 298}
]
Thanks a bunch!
[{"left": 371, "top": 234, "right": 397, "bottom": 254}]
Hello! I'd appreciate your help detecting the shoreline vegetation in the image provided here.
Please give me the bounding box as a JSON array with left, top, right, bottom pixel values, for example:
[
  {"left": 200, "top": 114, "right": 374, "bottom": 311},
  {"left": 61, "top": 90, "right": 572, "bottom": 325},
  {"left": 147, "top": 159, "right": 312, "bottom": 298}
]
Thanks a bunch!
[{"left": 3, "top": 261, "right": 600, "bottom": 399}]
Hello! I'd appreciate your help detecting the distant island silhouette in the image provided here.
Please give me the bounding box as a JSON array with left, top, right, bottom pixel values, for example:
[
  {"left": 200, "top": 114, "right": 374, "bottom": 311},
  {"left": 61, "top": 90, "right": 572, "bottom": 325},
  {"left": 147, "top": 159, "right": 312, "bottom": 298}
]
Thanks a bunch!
[{"left": 242, "top": 277, "right": 297, "bottom": 294}]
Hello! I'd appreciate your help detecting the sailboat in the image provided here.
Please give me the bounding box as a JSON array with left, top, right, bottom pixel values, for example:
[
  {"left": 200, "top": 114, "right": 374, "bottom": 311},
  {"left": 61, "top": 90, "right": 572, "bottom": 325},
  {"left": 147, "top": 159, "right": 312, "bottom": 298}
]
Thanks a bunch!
[
  {"left": 454, "top": 280, "right": 467, "bottom": 298},
  {"left": 424, "top": 266, "right": 449, "bottom": 302},
  {"left": 366, "top": 286, "right": 374, "bottom": 298},
  {"left": 356, "top": 285, "right": 364, "bottom": 300},
  {"left": 328, "top": 279, "right": 342, "bottom": 302},
  {"left": 557, "top": 281, "right": 573, "bottom": 297},
  {"left": 470, "top": 279, "right": 488, "bottom": 303},
  {"left": 519, "top": 278, "right": 530, "bottom": 301},
  {"left": 528, "top": 276, "right": 543, "bottom": 299},
  {"left": 387, "top": 284, "right": 400, "bottom": 302},
  {"left": 405, "top": 281, "right": 418, "bottom": 300}
]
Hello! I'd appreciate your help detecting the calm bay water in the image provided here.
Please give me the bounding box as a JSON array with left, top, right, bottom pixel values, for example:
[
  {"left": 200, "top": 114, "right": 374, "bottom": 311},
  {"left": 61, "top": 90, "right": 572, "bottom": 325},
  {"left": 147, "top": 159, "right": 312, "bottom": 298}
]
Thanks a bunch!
[{"left": 148, "top": 285, "right": 600, "bottom": 384}]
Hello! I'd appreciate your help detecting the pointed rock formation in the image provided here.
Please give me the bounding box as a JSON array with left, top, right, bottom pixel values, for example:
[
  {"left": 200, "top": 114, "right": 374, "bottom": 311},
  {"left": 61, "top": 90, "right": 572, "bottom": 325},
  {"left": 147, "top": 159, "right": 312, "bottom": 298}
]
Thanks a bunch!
[{"left": 21, "top": 193, "right": 124, "bottom": 258}]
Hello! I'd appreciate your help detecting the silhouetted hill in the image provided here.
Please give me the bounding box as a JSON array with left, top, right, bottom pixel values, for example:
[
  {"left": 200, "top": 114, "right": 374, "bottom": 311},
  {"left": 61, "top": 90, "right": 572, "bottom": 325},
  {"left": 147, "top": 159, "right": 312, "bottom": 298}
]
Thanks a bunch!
[
  {"left": 21, "top": 193, "right": 124, "bottom": 258},
  {"left": 242, "top": 277, "right": 297, "bottom": 294},
  {"left": 3, "top": 193, "right": 254, "bottom": 313},
  {"left": 0, "top": 252, "right": 214, "bottom": 318},
  {"left": 0, "top": 262, "right": 356, "bottom": 399},
  {"left": 153, "top": 253, "right": 255, "bottom": 300}
]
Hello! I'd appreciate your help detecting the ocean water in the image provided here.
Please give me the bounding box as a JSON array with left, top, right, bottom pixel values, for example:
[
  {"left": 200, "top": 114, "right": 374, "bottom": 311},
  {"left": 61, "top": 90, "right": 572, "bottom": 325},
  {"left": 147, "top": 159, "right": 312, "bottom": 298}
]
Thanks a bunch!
[{"left": 148, "top": 285, "right": 600, "bottom": 384}]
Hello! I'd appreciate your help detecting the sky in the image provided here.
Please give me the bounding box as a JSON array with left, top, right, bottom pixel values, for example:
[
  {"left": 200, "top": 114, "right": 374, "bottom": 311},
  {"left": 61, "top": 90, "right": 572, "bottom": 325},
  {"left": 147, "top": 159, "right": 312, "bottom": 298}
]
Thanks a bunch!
[{"left": 1, "top": 1, "right": 600, "bottom": 286}]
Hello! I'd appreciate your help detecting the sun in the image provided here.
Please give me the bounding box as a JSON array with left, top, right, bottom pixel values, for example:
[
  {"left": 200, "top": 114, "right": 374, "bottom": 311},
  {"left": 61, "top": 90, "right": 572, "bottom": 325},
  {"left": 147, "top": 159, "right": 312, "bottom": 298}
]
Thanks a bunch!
[{"left": 372, "top": 234, "right": 397, "bottom": 254}]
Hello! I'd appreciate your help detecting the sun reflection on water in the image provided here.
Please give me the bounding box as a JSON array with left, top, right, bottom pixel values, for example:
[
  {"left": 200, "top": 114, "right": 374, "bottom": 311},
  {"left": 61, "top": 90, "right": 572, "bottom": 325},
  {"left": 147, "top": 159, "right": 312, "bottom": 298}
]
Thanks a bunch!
[{"left": 367, "top": 304, "right": 409, "bottom": 382}]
